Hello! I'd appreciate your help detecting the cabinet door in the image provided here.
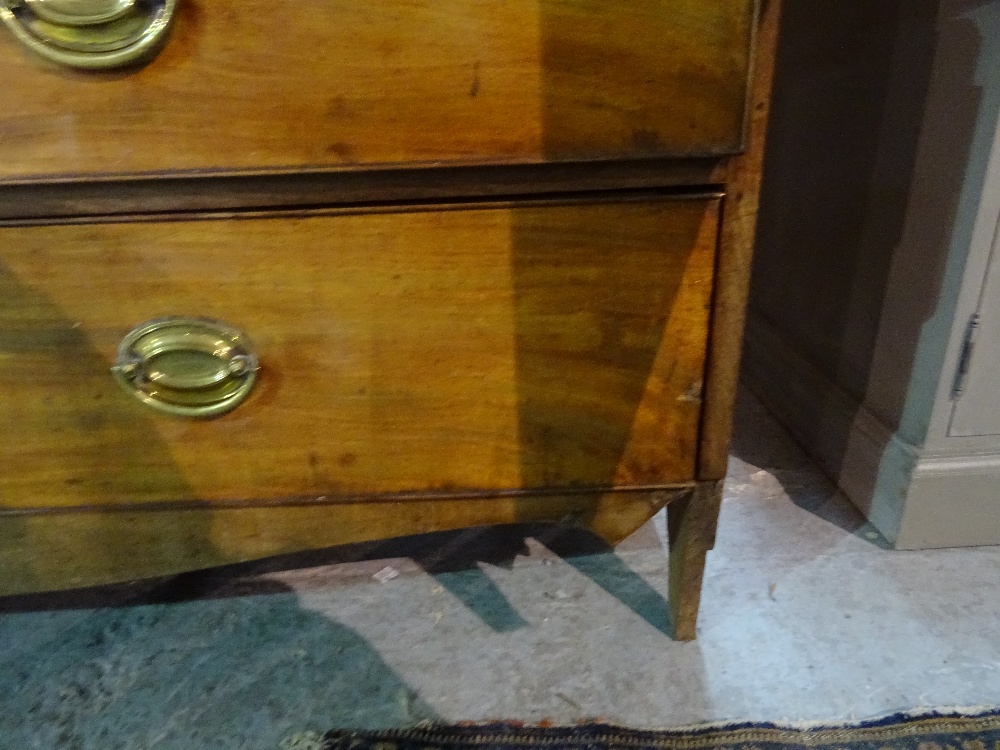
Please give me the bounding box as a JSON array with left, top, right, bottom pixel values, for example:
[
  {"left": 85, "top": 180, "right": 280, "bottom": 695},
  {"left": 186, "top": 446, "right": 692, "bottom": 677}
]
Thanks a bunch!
[{"left": 950, "top": 215, "right": 1000, "bottom": 436}]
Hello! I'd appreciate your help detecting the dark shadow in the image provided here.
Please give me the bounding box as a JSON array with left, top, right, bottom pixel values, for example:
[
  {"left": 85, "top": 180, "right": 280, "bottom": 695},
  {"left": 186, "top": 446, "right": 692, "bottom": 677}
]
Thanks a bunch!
[
  {"left": 510, "top": 199, "right": 707, "bottom": 493},
  {"left": 0, "top": 258, "right": 218, "bottom": 592},
  {"left": 0, "top": 527, "right": 534, "bottom": 637},
  {"left": 750, "top": 0, "right": 934, "bottom": 398},
  {"left": 0, "top": 578, "right": 438, "bottom": 748},
  {"left": 522, "top": 0, "right": 744, "bottom": 498},
  {"left": 407, "top": 527, "right": 530, "bottom": 633},
  {"left": 410, "top": 523, "right": 673, "bottom": 637},
  {"left": 729, "top": 387, "right": 892, "bottom": 549},
  {"left": 741, "top": 0, "right": 994, "bottom": 540},
  {"left": 531, "top": 525, "right": 672, "bottom": 635},
  {"left": 291, "top": 522, "right": 673, "bottom": 636},
  {"left": 536, "top": 0, "right": 753, "bottom": 159},
  {"left": 2, "top": 520, "right": 675, "bottom": 635}
]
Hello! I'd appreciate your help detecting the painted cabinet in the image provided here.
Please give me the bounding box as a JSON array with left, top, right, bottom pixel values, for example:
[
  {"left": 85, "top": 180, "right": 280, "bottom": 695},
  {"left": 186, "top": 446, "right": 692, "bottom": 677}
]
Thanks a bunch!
[
  {"left": 745, "top": 0, "right": 1000, "bottom": 549},
  {"left": 950, "top": 206, "right": 1000, "bottom": 438}
]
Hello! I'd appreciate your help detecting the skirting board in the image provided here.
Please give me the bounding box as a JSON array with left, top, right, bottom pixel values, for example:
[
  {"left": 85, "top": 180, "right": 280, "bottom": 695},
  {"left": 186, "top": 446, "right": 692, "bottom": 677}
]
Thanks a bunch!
[
  {"left": 903, "top": 456, "right": 1000, "bottom": 549},
  {"left": 742, "top": 312, "right": 1000, "bottom": 549}
]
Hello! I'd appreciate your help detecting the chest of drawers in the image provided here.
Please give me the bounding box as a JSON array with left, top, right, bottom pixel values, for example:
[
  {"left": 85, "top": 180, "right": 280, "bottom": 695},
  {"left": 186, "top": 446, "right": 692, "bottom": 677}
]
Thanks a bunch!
[{"left": 0, "top": 0, "right": 780, "bottom": 639}]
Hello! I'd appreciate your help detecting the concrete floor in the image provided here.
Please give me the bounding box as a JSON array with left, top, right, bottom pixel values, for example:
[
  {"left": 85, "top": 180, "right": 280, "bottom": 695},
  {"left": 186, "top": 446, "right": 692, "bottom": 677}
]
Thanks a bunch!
[{"left": 2, "top": 389, "right": 1000, "bottom": 750}]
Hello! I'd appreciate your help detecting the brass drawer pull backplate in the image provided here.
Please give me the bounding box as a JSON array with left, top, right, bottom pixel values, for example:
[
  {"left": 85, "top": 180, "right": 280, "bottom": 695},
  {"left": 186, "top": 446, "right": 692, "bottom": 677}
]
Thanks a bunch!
[
  {"left": 112, "top": 316, "right": 260, "bottom": 418},
  {"left": 1, "top": 0, "right": 176, "bottom": 69}
]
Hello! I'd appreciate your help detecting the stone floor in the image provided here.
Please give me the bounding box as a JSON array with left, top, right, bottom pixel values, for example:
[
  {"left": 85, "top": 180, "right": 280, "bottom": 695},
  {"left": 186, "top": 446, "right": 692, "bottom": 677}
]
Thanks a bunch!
[{"left": 2, "top": 389, "right": 1000, "bottom": 750}]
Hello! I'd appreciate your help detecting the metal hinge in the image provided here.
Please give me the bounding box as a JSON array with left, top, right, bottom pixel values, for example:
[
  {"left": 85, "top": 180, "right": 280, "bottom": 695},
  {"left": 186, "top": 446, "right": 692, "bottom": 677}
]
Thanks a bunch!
[{"left": 952, "top": 313, "right": 981, "bottom": 399}]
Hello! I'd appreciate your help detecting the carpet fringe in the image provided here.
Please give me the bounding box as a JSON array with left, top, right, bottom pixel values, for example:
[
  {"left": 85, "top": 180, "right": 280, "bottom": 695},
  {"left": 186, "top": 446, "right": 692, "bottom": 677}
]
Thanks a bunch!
[
  {"left": 629, "top": 705, "right": 1000, "bottom": 733},
  {"left": 294, "top": 706, "right": 1000, "bottom": 750}
]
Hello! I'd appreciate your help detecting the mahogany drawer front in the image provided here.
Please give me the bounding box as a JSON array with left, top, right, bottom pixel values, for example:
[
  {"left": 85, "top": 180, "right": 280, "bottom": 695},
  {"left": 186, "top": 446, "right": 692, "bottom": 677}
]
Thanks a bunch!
[
  {"left": 0, "top": 196, "right": 719, "bottom": 511},
  {"left": 0, "top": 0, "right": 755, "bottom": 181}
]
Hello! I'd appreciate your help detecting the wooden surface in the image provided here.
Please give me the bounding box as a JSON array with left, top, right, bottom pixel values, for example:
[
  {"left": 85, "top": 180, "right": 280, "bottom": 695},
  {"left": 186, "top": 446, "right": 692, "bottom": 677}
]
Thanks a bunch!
[
  {"left": 0, "top": 197, "right": 718, "bottom": 510},
  {"left": 698, "top": 0, "right": 782, "bottom": 480},
  {"left": 0, "top": 0, "right": 780, "bottom": 637},
  {"left": 663, "top": 0, "right": 780, "bottom": 641},
  {"left": 0, "top": 487, "right": 690, "bottom": 596},
  {"left": 0, "top": 0, "right": 754, "bottom": 180},
  {"left": 0, "top": 161, "right": 729, "bottom": 223},
  {"left": 667, "top": 479, "right": 723, "bottom": 640}
]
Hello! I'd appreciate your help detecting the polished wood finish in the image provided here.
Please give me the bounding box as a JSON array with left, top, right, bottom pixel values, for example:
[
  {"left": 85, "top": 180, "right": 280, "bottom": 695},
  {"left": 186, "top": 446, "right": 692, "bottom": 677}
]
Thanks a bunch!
[
  {"left": 0, "top": 162, "right": 728, "bottom": 223},
  {"left": 0, "top": 487, "right": 689, "bottom": 596},
  {"left": 0, "top": 197, "right": 718, "bottom": 510},
  {"left": 667, "top": 480, "right": 723, "bottom": 640},
  {"left": 698, "top": 0, "right": 782, "bottom": 481},
  {"left": 0, "top": 0, "right": 754, "bottom": 180},
  {"left": 0, "top": 0, "right": 782, "bottom": 641},
  {"left": 659, "top": 0, "right": 782, "bottom": 640}
]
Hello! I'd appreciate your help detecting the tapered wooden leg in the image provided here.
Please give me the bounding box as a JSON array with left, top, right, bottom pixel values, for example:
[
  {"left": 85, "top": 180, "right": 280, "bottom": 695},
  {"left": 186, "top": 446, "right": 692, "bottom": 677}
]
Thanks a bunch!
[{"left": 667, "top": 480, "right": 724, "bottom": 641}]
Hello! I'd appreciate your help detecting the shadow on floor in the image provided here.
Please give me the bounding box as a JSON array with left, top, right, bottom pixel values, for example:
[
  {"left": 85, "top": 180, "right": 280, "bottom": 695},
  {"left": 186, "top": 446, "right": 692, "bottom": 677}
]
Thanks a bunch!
[
  {"left": 729, "top": 386, "right": 891, "bottom": 550},
  {"left": 401, "top": 524, "right": 672, "bottom": 636},
  {"left": 0, "top": 522, "right": 673, "bottom": 636},
  {"left": 0, "top": 577, "right": 438, "bottom": 750}
]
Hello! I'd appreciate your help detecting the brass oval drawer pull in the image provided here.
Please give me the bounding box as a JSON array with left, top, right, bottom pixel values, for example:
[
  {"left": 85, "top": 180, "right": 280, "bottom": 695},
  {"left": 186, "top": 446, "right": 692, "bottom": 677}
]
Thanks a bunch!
[
  {"left": 0, "top": 0, "right": 176, "bottom": 70},
  {"left": 112, "top": 316, "right": 260, "bottom": 418}
]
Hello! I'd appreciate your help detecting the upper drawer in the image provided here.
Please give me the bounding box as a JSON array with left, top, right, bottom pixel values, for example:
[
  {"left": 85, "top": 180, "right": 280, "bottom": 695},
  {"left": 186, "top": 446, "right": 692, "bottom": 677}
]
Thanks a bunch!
[{"left": 0, "top": 0, "right": 755, "bottom": 181}]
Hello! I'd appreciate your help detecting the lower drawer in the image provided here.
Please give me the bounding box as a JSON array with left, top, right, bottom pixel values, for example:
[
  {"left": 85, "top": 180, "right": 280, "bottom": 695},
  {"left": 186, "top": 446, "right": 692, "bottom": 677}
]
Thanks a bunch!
[{"left": 0, "top": 195, "right": 718, "bottom": 512}]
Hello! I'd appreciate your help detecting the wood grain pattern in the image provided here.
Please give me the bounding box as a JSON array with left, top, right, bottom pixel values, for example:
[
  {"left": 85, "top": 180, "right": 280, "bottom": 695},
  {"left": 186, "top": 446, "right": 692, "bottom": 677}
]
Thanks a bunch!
[
  {"left": 667, "top": 479, "right": 723, "bottom": 640},
  {"left": 0, "top": 0, "right": 754, "bottom": 180},
  {"left": 698, "top": 0, "right": 782, "bottom": 480},
  {"left": 0, "top": 487, "right": 690, "bottom": 596},
  {"left": 662, "top": 1, "right": 780, "bottom": 642},
  {"left": 0, "top": 197, "right": 718, "bottom": 510},
  {"left": 0, "top": 161, "right": 729, "bottom": 223}
]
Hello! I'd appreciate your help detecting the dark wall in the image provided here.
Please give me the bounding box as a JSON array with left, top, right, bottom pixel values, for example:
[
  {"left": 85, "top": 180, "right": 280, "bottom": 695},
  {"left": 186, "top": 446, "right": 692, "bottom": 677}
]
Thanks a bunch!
[
  {"left": 752, "top": 0, "right": 937, "bottom": 405},
  {"left": 749, "top": 0, "right": 984, "bottom": 439}
]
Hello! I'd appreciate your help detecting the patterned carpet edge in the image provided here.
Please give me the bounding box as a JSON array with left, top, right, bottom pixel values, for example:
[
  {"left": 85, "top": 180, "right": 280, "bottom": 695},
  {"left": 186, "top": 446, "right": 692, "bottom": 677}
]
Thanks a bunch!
[{"left": 281, "top": 707, "right": 1000, "bottom": 750}]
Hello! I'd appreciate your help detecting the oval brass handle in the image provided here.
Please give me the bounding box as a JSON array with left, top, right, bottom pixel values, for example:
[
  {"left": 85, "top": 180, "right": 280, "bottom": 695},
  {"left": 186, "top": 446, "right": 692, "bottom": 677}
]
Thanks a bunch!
[
  {"left": 112, "top": 316, "right": 260, "bottom": 418},
  {"left": 0, "top": 0, "right": 176, "bottom": 70}
]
